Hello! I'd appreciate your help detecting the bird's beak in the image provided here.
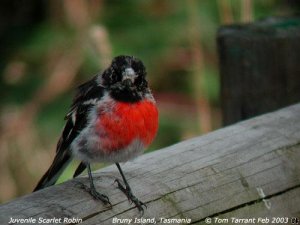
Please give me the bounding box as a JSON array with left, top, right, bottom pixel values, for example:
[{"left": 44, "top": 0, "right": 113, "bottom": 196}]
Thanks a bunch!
[{"left": 122, "top": 68, "right": 137, "bottom": 85}]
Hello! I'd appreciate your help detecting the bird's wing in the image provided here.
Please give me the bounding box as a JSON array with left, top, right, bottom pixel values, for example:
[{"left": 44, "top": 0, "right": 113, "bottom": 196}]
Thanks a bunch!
[
  {"left": 34, "top": 75, "right": 105, "bottom": 190},
  {"left": 57, "top": 76, "right": 105, "bottom": 153}
]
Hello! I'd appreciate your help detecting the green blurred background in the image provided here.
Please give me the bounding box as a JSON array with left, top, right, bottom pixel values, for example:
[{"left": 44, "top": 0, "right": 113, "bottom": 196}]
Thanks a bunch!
[{"left": 0, "top": 0, "right": 299, "bottom": 203}]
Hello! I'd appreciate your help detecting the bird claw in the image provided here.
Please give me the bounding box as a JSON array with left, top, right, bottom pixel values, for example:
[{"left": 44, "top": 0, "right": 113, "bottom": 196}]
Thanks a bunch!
[
  {"left": 115, "top": 179, "right": 146, "bottom": 215},
  {"left": 89, "top": 188, "right": 111, "bottom": 206},
  {"left": 78, "top": 182, "right": 112, "bottom": 207}
]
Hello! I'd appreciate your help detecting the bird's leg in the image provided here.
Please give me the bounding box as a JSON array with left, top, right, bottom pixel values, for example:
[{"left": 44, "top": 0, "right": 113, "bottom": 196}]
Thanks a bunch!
[
  {"left": 115, "top": 163, "right": 146, "bottom": 214},
  {"left": 85, "top": 164, "right": 111, "bottom": 206}
]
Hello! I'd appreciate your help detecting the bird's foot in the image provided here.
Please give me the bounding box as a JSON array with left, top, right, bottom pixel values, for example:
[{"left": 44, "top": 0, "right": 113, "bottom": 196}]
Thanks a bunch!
[
  {"left": 89, "top": 188, "right": 111, "bottom": 206},
  {"left": 77, "top": 182, "right": 111, "bottom": 206},
  {"left": 115, "top": 179, "right": 146, "bottom": 215}
]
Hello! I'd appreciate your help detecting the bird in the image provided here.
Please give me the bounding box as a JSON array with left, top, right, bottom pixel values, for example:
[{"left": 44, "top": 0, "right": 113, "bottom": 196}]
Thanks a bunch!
[{"left": 33, "top": 55, "right": 159, "bottom": 213}]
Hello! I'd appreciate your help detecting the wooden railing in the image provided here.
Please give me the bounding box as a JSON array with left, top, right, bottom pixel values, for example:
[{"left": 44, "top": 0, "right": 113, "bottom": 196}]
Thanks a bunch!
[{"left": 1, "top": 103, "right": 300, "bottom": 225}]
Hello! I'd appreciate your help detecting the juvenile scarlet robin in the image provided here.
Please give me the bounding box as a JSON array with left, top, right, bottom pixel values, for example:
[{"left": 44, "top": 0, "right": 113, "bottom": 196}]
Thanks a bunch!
[{"left": 34, "top": 55, "right": 159, "bottom": 213}]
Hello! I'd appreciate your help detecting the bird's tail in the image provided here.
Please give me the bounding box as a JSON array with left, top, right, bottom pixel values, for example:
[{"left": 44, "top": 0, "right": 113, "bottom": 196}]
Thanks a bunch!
[{"left": 33, "top": 150, "right": 72, "bottom": 191}]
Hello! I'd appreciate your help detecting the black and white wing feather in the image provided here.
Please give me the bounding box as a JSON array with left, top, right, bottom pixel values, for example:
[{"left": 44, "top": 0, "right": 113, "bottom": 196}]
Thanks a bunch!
[{"left": 34, "top": 75, "right": 105, "bottom": 191}]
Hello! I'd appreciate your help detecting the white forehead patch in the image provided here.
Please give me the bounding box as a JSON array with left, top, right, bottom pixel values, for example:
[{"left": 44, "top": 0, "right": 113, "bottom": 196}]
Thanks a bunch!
[{"left": 123, "top": 68, "right": 135, "bottom": 76}]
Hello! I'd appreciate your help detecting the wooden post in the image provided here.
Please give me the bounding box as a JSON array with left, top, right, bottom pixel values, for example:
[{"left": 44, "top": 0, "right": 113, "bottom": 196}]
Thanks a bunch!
[
  {"left": 1, "top": 103, "right": 300, "bottom": 224},
  {"left": 218, "top": 17, "right": 300, "bottom": 126}
]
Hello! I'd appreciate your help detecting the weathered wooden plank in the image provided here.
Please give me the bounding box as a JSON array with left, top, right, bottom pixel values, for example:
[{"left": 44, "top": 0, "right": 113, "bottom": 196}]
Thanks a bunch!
[{"left": 1, "top": 103, "right": 300, "bottom": 224}]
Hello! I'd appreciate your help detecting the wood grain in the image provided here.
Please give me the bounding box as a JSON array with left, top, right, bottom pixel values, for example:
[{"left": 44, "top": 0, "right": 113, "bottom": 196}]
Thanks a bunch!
[{"left": 1, "top": 103, "right": 300, "bottom": 224}]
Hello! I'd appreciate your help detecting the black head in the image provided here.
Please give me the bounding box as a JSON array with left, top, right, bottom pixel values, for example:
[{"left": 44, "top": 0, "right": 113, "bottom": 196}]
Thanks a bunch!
[{"left": 102, "top": 55, "right": 148, "bottom": 102}]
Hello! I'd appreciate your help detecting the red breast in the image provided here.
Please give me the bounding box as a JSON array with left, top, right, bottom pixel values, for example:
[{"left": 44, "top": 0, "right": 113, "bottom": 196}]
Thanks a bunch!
[{"left": 96, "top": 100, "right": 158, "bottom": 152}]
